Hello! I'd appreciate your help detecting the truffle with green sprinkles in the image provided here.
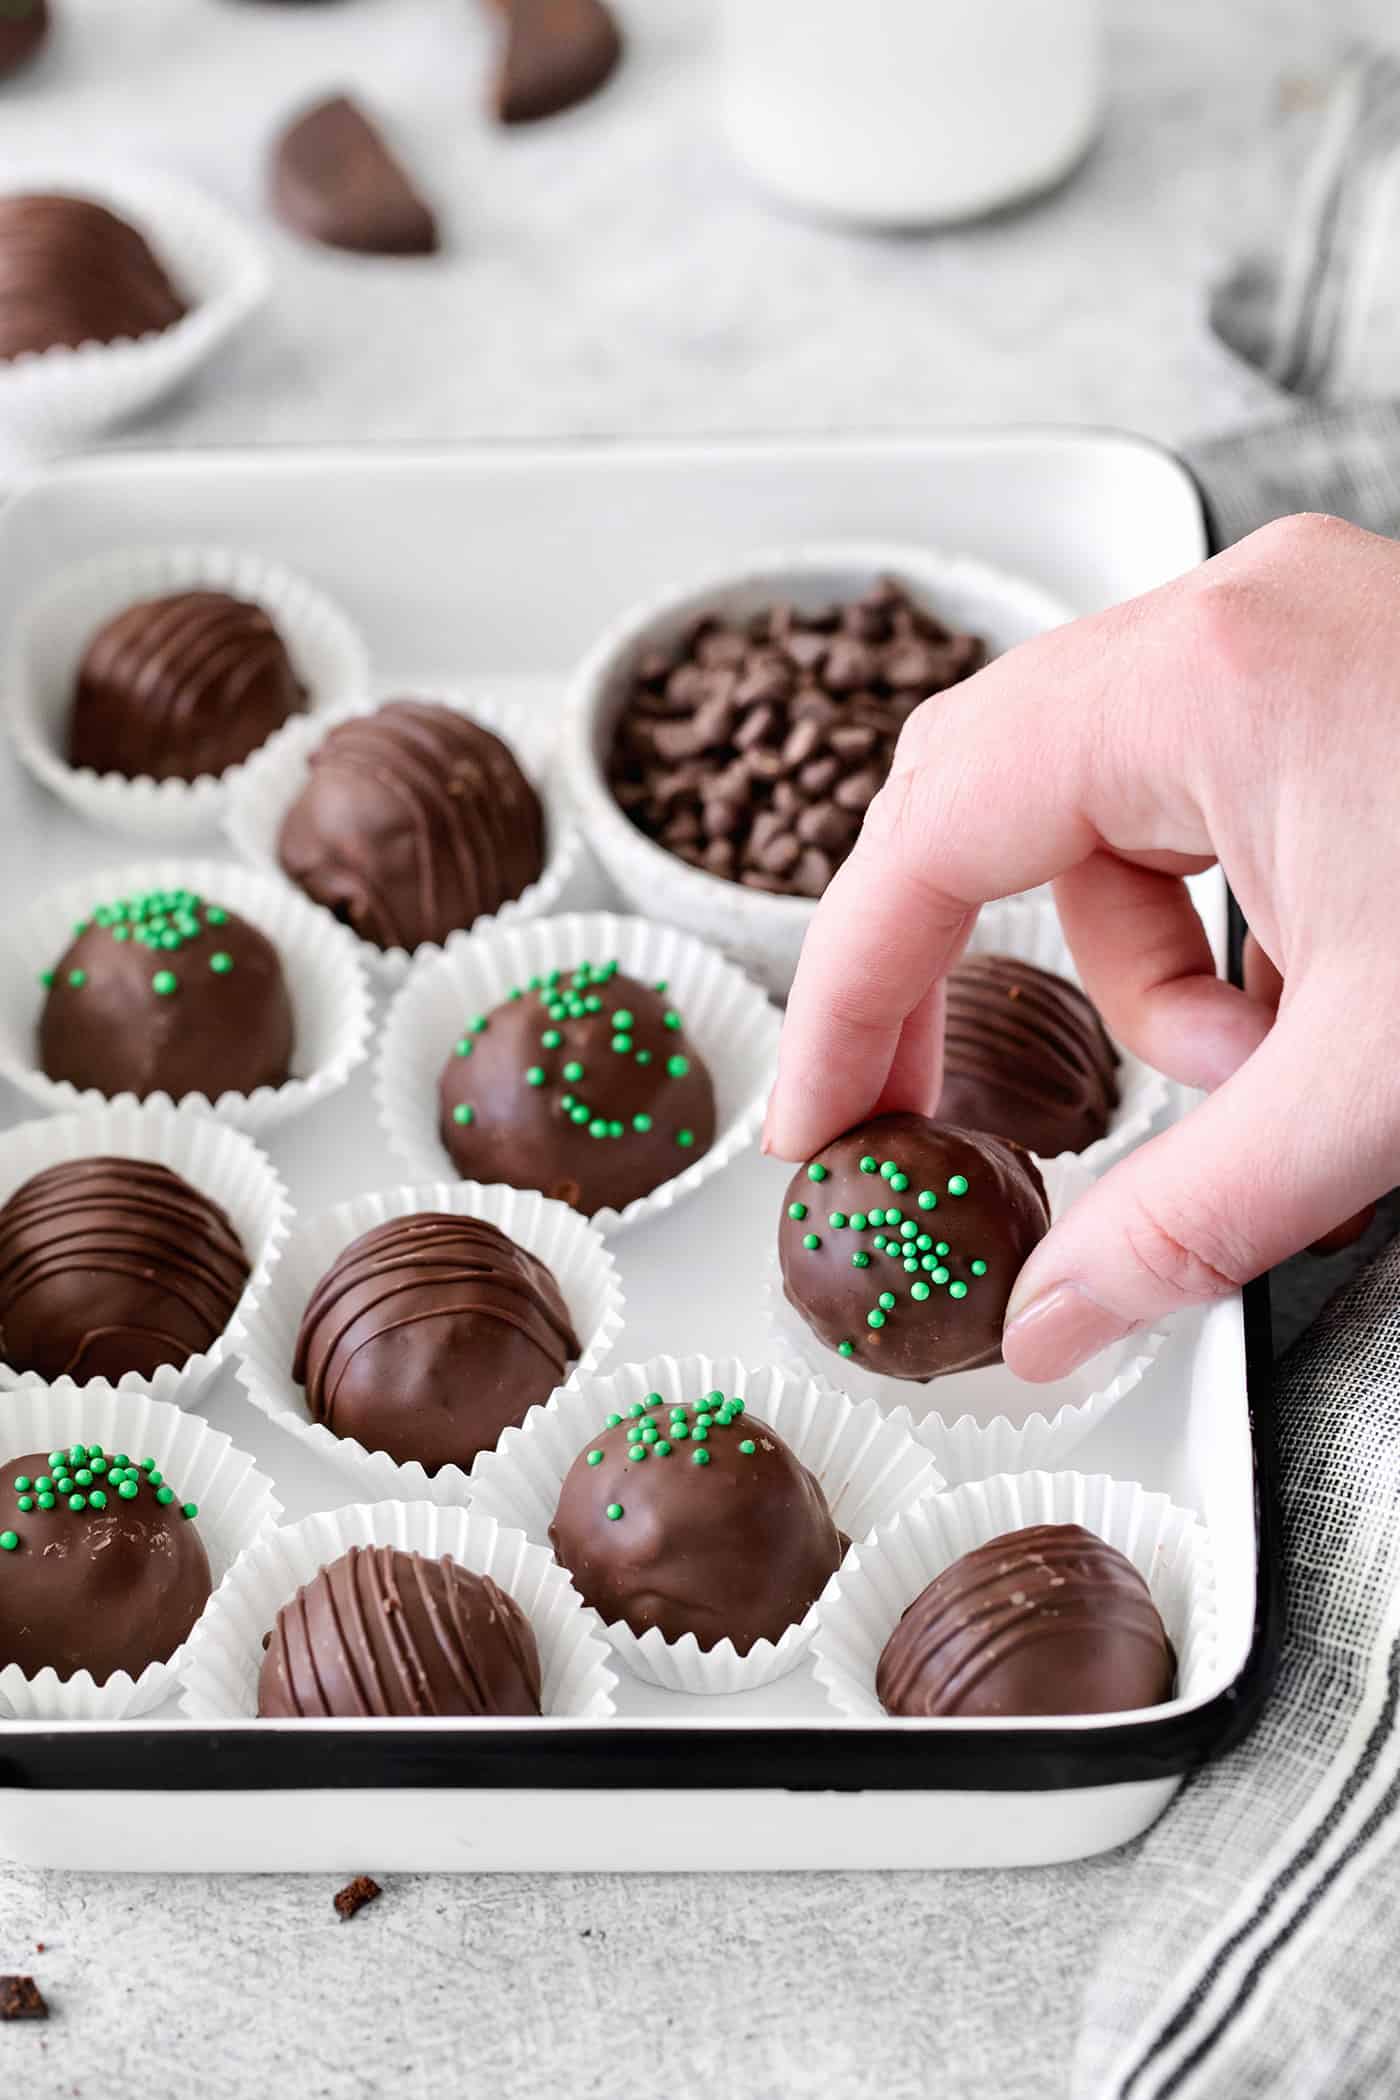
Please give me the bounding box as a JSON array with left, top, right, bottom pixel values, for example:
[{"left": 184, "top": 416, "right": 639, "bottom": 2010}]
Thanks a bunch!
[
  {"left": 438, "top": 962, "right": 716, "bottom": 1216},
  {"left": 778, "top": 1113, "right": 1049, "bottom": 1381},
  {"left": 548, "top": 1389, "right": 843, "bottom": 1653},
  {"left": 38, "top": 888, "right": 294, "bottom": 1103},
  {"left": 0, "top": 1443, "right": 211, "bottom": 1684}
]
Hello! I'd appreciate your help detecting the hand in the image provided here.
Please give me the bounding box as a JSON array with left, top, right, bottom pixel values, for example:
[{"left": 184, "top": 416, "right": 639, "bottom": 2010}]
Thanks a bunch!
[{"left": 764, "top": 513, "right": 1399, "bottom": 1381}]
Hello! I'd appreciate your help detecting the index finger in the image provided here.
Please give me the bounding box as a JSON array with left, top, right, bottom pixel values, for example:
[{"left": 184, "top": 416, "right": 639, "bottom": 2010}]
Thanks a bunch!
[{"left": 764, "top": 590, "right": 1200, "bottom": 1161}]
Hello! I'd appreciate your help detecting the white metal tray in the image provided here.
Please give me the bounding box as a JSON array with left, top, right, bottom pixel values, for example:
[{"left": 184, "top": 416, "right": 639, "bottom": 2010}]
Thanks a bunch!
[{"left": 0, "top": 433, "right": 1274, "bottom": 1872}]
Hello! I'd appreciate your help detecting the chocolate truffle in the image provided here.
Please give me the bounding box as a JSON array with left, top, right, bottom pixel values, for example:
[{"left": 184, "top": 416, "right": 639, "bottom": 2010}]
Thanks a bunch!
[
  {"left": 68, "top": 590, "right": 306, "bottom": 783},
  {"left": 492, "top": 0, "right": 623, "bottom": 125},
  {"left": 549, "top": 1389, "right": 843, "bottom": 1653},
  {"left": 0, "top": 1441, "right": 210, "bottom": 1683},
  {"left": 38, "top": 887, "right": 294, "bottom": 1103},
  {"left": 257, "top": 1545, "right": 542, "bottom": 1717},
  {"left": 0, "top": 193, "right": 185, "bottom": 363},
  {"left": 779, "top": 1113, "right": 1050, "bottom": 1381},
  {"left": 295, "top": 1212, "right": 579, "bottom": 1473},
  {"left": 269, "top": 95, "right": 438, "bottom": 255},
  {"left": 0, "top": 0, "right": 48, "bottom": 81},
  {"left": 277, "top": 701, "right": 546, "bottom": 952},
  {"left": 439, "top": 959, "right": 716, "bottom": 1215},
  {"left": 0, "top": 1157, "right": 249, "bottom": 1383},
  {"left": 876, "top": 1524, "right": 1176, "bottom": 1718},
  {"left": 937, "top": 954, "right": 1120, "bottom": 1157}
]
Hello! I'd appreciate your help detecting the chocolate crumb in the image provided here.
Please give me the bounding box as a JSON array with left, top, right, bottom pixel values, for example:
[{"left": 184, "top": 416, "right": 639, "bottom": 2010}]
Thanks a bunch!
[
  {"left": 0, "top": 1975, "right": 48, "bottom": 2019},
  {"left": 333, "top": 1874, "right": 382, "bottom": 1921}
]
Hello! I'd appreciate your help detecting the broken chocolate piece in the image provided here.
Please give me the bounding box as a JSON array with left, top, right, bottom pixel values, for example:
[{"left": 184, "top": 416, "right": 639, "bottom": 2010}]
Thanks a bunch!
[
  {"left": 333, "top": 1875, "right": 383, "bottom": 1921},
  {"left": 492, "top": 0, "right": 622, "bottom": 125},
  {"left": 0, "top": 1976, "right": 47, "bottom": 2021},
  {"left": 269, "top": 95, "right": 438, "bottom": 255}
]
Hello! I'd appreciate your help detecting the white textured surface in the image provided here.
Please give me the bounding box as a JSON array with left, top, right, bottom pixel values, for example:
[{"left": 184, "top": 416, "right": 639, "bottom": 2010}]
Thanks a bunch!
[{"left": 0, "top": 0, "right": 1384, "bottom": 2093}]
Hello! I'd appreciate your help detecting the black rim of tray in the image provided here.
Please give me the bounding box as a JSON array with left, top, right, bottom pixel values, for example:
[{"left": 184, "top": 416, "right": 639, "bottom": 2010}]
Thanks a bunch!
[{"left": 0, "top": 432, "right": 1283, "bottom": 1795}]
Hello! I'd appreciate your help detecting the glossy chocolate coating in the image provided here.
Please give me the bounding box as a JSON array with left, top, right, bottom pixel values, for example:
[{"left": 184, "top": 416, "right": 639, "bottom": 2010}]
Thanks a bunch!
[
  {"left": 549, "top": 1392, "right": 842, "bottom": 1653},
  {"left": 876, "top": 1523, "right": 1175, "bottom": 1718},
  {"left": 295, "top": 1212, "right": 580, "bottom": 1473},
  {"left": 937, "top": 954, "right": 1120, "bottom": 1157},
  {"left": 0, "top": 1443, "right": 211, "bottom": 1683},
  {"left": 39, "top": 889, "right": 294, "bottom": 1103},
  {"left": 269, "top": 95, "right": 438, "bottom": 255},
  {"left": 439, "top": 961, "right": 716, "bottom": 1216},
  {"left": 0, "top": 0, "right": 48, "bottom": 80},
  {"left": 69, "top": 590, "right": 306, "bottom": 783},
  {"left": 0, "top": 1157, "right": 249, "bottom": 1383},
  {"left": 257, "top": 1545, "right": 542, "bottom": 1717},
  {"left": 277, "top": 701, "right": 545, "bottom": 952},
  {"left": 0, "top": 192, "right": 184, "bottom": 362},
  {"left": 778, "top": 1113, "right": 1050, "bottom": 1381},
  {"left": 493, "top": 0, "right": 622, "bottom": 125}
]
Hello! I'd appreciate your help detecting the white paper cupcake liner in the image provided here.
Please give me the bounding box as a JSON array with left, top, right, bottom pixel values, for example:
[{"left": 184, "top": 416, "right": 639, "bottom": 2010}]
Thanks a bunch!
[
  {"left": 178, "top": 1500, "right": 618, "bottom": 1722},
  {"left": 811, "top": 1470, "right": 1217, "bottom": 1722},
  {"left": 962, "top": 896, "right": 1168, "bottom": 1178},
  {"left": 0, "top": 163, "right": 270, "bottom": 464},
  {"left": 0, "top": 1387, "right": 281, "bottom": 1721},
  {"left": 377, "top": 910, "right": 781, "bottom": 1235},
  {"left": 225, "top": 688, "right": 590, "bottom": 984},
  {"left": 229, "top": 1177, "right": 625, "bottom": 1504},
  {"left": 0, "top": 1100, "right": 291, "bottom": 1410},
  {"left": 7, "top": 543, "right": 371, "bottom": 839},
  {"left": 0, "top": 855, "right": 373, "bottom": 1133},
  {"left": 562, "top": 540, "right": 1074, "bottom": 999},
  {"left": 467, "top": 1352, "right": 944, "bottom": 1695},
  {"left": 765, "top": 1153, "right": 1168, "bottom": 1483}
]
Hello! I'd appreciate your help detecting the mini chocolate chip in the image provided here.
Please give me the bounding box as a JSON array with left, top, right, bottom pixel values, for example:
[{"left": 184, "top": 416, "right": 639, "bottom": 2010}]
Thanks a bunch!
[
  {"left": 797, "top": 755, "right": 840, "bottom": 796},
  {"left": 823, "top": 637, "right": 877, "bottom": 691},
  {"left": 780, "top": 717, "right": 823, "bottom": 771},
  {"left": 834, "top": 766, "right": 883, "bottom": 812},
  {"left": 792, "top": 846, "right": 833, "bottom": 897},
  {"left": 734, "top": 702, "right": 777, "bottom": 751},
  {"left": 829, "top": 722, "right": 879, "bottom": 760},
  {"left": 756, "top": 830, "right": 801, "bottom": 875}
]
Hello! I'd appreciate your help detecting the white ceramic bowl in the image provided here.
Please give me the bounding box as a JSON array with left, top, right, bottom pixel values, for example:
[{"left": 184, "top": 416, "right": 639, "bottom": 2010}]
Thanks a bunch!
[{"left": 562, "top": 542, "right": 1072, "bottom": 997}]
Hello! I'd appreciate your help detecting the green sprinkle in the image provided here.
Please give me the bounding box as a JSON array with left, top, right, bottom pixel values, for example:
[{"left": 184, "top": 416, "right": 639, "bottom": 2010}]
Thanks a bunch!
[
  {"left": 570, "top": 1104, "right": 589, "bottom": 1124},
  {"left": 612, "top": 1010, "right": 634, "bottom": 1029},
  {"left": 654, "top": 1440, "right": 672, "bottom": 1457},
  {"left": 880, "top": 1160, "right": 897, "bottom": 1180},
  {"left": 936, "top": 1242, "right": 950, "bottom": 1257},
  {"left": 155, "top": 1486, "right": 175, "bottom": 1505},
  {"left": 206, "top": 906, "right": 228, "bottom": 925},
  {"left": 38, "top": 970, "right": 54, "bottom": 988},
  {"left": 608, "top": 1120, "right": 624, "bottom": 1139},
  {"left": 210, "top": 952, "right": 234, "bottom": 975},
  {"left": 829, "top": 1212, "right": 848, "bottom": 1229},
  {"left": 918, "top": 1190, "right": 937, "bottom": 1210},
  {"left": 627, "top": 1444, "right": 647, "bottom": 1463},
  {"left": 181, "top": 1503, "right": 198, "bottom": 1521},
  {"left": 117, "top": 1480, "right": 138, "bottom": 1500},
  {"left": 868, "top": 1208, "right": 885, "bottom": 1228},
  {"left": 738, "top": 1439, "right": 756, "bottom": 1455},
  {"left": 541, "top": 1030, "right": 562, "bottom": 1050},
  {"left": 36, "top": 1493, "right": 54, "bottom": 1511},
  {"left": 807, "top": 1162, "right": 829, "bottom": 1183},
  {"left": 74, "top": 1468, "right": 92, "bottom": 1487},
  {"left": 471, "top": 1014, "right": 488, "bottom": 1033},
  {"left": 917, "top": 1234, "right": 933, "bottom": 1252},
  {"left": 672, "top": 1424, "right": 690, "bottom": 1440},
  {"left": 676, "top": 1129, "right": 695, "bottom": 1148},
  {"left": 872, "top": 1234, "right": 886, "bottom": 1251},
  {"left": 563, "top": 1061, "right": 584, "bottom": 1083},
  {"left": 605, "top": 1503, "right": 624, "bottom": 1521},
  {"left": 867, "top": 1308, "right": 886, "bottom": 1329},
  {"left": 904, "top": 1258, "right": 919, "bottom": 1273},
  {"left": 890, "top": 1173, "right": 909, "bottom": 1192},
  {"left": 633, "top": 1112, "right": 652, "bottom": 1133},
  {"left": 859, "top": 1155, "right": 877, "bottom": 1174},
  {"left": 639, "top": 1424, "right": 658, "bottom": 1443},
  {"left": 588, "top": 1118, "right": 608, "bottom": 1139},
  {"left": 802, "top": 1232, "right": 820, "bottom": 1250},
  {"left": 971, "top": 1259, "right": 988, "bottom": 1276},
  {"left": 452, "top": 1103, "right": 474, "bottom": 1126},
  {"left": 455, "top": 1037, "right": 474, "bottom": 1057},
  {"left": 629, "top": 1400, "right": 648, "bottom": 1416},
  {"left": 692, "top": 1448, "right": 711, "bottom": 1466},
  {"left": 605, "top": 1413, "right": 622, "bottom": 1427},
  {"left": 0, "top": 1531, "right": 16, "bottom": 1552},
  {"left": 933, "top": 1265, "right": 950, "bottom": 1285},
  {"left": 525, "top": 1065, "right": 546, "bottom": 1086},
  {"left": 838, "top": 1340, "right": 855, "bottom": 1357},
  {"left": 635, "top": 1048, "right": 653, "bottom": 1066},
  {"left": 691, "top": 1426, "right": 709, "bottom": 1443},
  {"left": 850, "top": 1212, "right": 868, "bottom": 1232},
  {"left": 152, "top": 970, "right": 178, "bottom": 996},
  {"left": 16, "top": 1496, "right": 32, "bottom": 1513},
  {"left": 611, "top": 1035, "right": 633, "bottom": 1054},
  {"left": 885, "top": 1208, "right": 903, "bottom": 1225},
  {"left": 12, "top": 1477, "right": 28, "bottom": 1493},
  {"left": 901, "top": 1221, "right": 918, "bottom": 1239},
  {"left": 949, "top": 1280, "right": 969, "bottom": 1299},
  {"left": 788, "top": 1202, "right": 808, "bottom": 1220},
  {"left": 88, "top": 1490, "right": 107, "bottom": 1510},
  {"left": 878, "top": 1290, "right": 896, "bottom": 1310},
  {"left": 666, "top": 1054, "right": 689, "bottom": 1078},
  {"left": 948, "top": 1175, "right": 969, "bottom": 1196},
  {"left": 67, "top": 1494, "right": 86, "bottom": 1513},
  {"left": 663, "top": 1011, "right": 682, "bottom": 1031},
  {"left": 67, "top": 967, "right": 87, "bottom": 988},
  {"left": 587, "top": 1450, "right": 603, "bottom": 1466},
  {"left": 852, "top": 1250, "right": 870, "bottom": 1268},
  {"left": 912, "top": 1281, "right": 931, "bottom": 1301}
]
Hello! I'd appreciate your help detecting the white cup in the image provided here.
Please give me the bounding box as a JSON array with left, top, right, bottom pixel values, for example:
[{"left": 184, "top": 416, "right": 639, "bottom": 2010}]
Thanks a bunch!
[{"left": 718, "top": 0, "right": 1103, "bottom": 229}]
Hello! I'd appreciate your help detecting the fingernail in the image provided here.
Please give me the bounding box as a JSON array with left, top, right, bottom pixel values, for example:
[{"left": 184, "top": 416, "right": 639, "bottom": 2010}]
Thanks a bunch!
[{"left": 1002, "top": 1283, "right": 1137, "bottom": 1383}]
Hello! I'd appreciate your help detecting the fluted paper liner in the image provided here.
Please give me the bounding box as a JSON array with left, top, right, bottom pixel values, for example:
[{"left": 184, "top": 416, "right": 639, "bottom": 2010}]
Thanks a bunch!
[
  {"left": 563, "top": 540, "right": 1073, "bottom": 999},
  {"left": 225, "top": 688, "right": 590, "bottom": 984},
  {"left": 766, "top": 1151, "right": 1168, "bottom": 1483},
  {"left": 468, "top": 1353, "right": 944, "bottom": 1695},
  {"left": 0, "top": 1101, "right": 291, "bottom": 1410},
  {"left": 8, "top": 544, "right": 370, "bottom": 839},
  {"left": 810, "top": 1470, "right": 1218, "bottom": 1721},
  {"left": 377, "top": 910, "right": 781, "bottom": 1234},
  {"left": 0, "top": 163, "right": 270, "bottom": 465},
  {"left": 178, "top": 1500, "right": 618, "bottom": 1722},
  {"left": 0, "top": 855, "right": 373, "bottom": 1133},
  {"left": 0, "top": 1387, "right": 281, "bottom": 1721},
  {"left": 960, "top": 897, "right": 1169, "bottom": 1177},
  {"left": 229, "top": 1178, "right": 625, "bottom": 1504}
]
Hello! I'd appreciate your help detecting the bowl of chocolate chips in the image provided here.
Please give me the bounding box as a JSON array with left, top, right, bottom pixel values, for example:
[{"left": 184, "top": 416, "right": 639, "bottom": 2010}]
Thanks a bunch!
[{"left": 563, "top": 546, "right": 1071, "bottom": 996}]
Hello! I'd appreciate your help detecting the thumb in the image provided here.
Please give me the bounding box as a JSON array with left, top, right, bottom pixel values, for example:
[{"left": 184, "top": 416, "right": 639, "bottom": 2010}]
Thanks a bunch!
[{"left": 1002, "top": 978, "right": 1395, "bottom": 1381}]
